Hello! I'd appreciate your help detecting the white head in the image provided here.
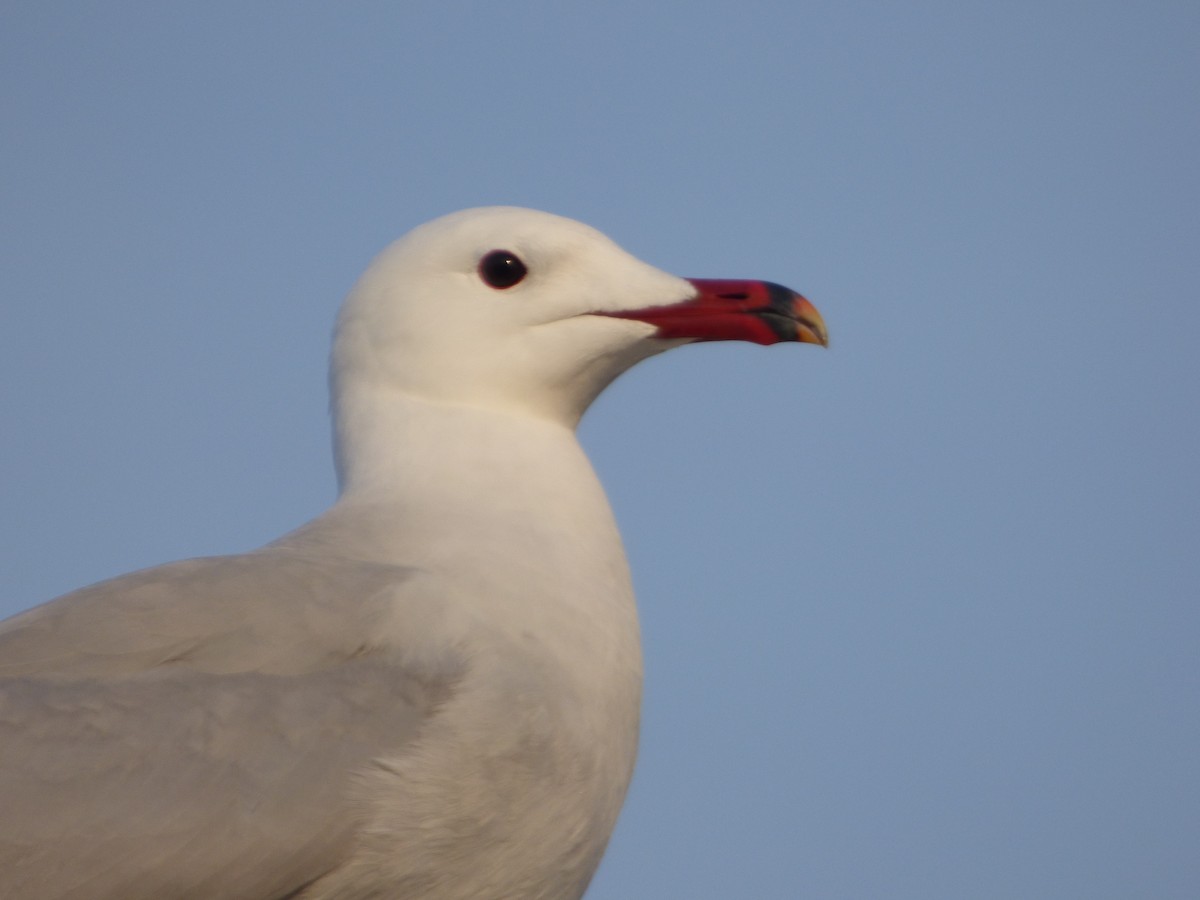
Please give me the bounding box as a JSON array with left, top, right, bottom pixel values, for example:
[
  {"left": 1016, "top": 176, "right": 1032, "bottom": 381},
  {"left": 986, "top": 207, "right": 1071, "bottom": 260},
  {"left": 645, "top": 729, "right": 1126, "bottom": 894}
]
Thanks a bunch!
[
  {"left": 332, "top": 207, "right": 692, "bottom": 427},
  {"left": 329, "top": 207, "right": 827, "bottom": 487}
]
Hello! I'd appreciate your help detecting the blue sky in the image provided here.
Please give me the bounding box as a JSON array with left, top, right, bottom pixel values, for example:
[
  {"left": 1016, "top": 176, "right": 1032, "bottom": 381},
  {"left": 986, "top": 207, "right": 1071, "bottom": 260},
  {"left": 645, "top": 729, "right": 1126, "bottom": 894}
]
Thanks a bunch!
[{"left": 2, "top": 3, "right": 1197, "bottom": 897}]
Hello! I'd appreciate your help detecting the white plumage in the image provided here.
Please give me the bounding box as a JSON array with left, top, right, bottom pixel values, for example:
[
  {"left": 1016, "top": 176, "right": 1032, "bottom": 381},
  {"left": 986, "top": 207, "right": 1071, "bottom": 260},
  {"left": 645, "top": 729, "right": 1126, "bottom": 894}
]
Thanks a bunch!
[{"left": 0, "top": 207, "right": 826, "bottom": 899}]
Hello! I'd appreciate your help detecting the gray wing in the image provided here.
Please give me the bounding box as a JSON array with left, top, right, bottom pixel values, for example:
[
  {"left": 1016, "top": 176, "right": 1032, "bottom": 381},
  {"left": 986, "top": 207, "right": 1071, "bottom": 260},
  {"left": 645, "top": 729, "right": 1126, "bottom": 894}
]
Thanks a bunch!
[{"left": 0, "top": 553, "right": 459, "bottom": 900}]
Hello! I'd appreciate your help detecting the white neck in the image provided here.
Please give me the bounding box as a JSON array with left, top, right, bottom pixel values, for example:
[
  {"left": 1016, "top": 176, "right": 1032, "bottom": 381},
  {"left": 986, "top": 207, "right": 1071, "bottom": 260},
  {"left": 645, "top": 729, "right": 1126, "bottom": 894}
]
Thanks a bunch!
[
  {"left": 329, "top": 384, "right": 619, "bottom": 556},
  {"left": 280, "top": 385, "right": 640, "bottom": 666}
]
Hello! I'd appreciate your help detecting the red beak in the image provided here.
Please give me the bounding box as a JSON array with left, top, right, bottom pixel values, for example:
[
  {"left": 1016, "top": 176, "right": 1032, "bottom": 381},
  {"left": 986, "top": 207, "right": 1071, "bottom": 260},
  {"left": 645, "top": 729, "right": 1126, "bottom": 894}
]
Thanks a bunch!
[{"left": 601, "top": 279, "right": 828, "bottom": 347}]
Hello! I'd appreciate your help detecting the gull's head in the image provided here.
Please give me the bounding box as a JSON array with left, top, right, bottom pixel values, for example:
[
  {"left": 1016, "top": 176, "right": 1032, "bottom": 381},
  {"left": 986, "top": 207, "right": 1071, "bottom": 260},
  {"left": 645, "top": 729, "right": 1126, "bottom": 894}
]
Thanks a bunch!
[{"left": 332, "top": 206, "right": 827, "bottom": 427}]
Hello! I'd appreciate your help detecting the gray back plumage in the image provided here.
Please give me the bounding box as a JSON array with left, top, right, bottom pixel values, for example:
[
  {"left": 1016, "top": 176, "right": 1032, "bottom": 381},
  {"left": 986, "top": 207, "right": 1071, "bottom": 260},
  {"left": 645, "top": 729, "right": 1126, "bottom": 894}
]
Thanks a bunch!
[{"left": 0, "top": 553, "right": 453, "bottom": 899}]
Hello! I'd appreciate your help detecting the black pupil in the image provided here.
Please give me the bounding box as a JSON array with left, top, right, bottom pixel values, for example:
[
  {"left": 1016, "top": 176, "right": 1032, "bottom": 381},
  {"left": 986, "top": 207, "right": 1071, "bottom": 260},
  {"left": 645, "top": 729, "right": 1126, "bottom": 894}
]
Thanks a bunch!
[{"left": 479, "top": 250, "right": 527, "bottom": 289}]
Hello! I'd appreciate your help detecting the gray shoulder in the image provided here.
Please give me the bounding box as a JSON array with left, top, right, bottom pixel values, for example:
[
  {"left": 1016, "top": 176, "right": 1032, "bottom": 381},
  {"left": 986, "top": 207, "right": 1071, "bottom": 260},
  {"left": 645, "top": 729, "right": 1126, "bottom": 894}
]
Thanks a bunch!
[
  {"left": 0, "top": 552, "right": 470, "bottom": 898},
  {"left": 0, "top": 551, "right": 418, "bottom": 676},
  {"left": 0, "top": 656, "right": 458, "bottom": 899}
]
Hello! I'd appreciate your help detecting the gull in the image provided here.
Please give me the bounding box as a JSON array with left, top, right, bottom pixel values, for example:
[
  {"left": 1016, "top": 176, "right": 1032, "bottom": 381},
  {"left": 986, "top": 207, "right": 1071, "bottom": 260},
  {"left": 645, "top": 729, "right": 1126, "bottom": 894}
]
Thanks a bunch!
[{"left": 0, "top": 207, "right": 827, "bottom": 899}]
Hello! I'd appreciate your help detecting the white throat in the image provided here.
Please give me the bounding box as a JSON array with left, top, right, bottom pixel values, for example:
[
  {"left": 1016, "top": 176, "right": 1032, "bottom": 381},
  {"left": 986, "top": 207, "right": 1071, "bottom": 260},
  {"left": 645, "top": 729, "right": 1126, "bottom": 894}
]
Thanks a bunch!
[{"left": 300, "top": 385, "right": 636, "bottom": 631}]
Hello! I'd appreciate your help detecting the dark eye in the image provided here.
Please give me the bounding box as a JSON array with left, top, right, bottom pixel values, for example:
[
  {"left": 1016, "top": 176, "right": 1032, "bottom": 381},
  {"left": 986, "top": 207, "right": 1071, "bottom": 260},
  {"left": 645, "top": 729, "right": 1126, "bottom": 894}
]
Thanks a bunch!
[{"left": 478, "top": 250, "right": 527, "bottom": 289}]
